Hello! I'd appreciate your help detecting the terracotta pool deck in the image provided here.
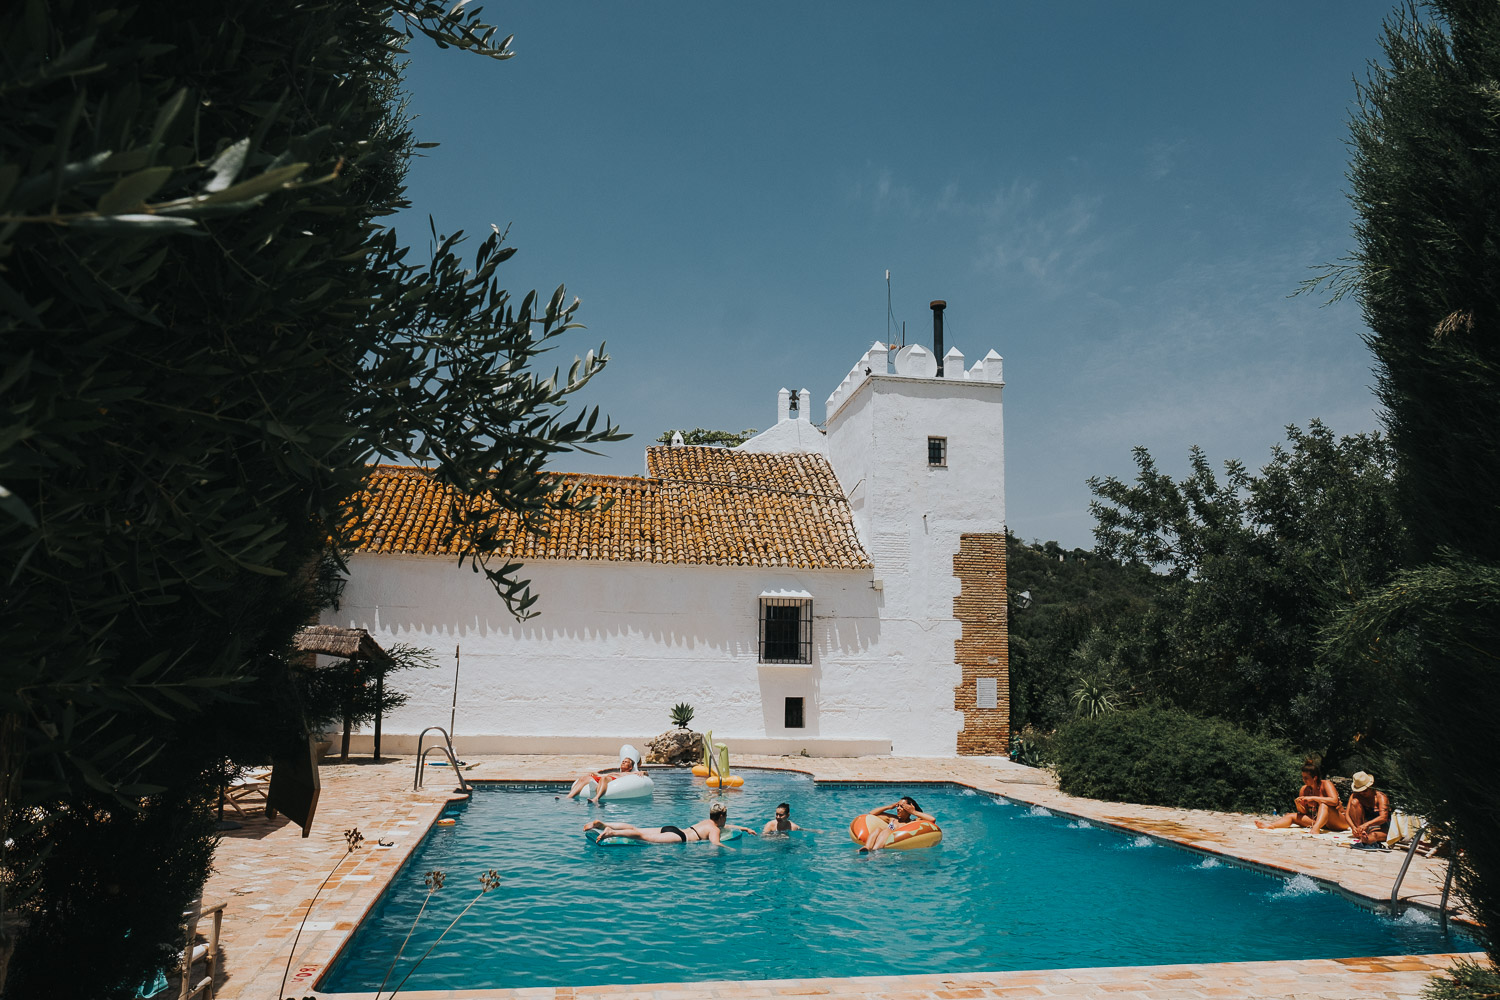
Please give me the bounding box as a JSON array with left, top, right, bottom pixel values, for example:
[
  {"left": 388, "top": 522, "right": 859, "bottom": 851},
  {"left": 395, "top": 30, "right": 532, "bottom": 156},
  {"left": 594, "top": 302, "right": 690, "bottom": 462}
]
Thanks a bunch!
[{"left": 202, "top": 754, "right": 1480, "bottom": 1000}]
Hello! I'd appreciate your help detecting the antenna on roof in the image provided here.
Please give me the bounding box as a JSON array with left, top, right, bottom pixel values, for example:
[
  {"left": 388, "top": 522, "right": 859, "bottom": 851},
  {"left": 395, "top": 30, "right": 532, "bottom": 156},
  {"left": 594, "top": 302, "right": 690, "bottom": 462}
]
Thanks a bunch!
[{"left": 886, "top": 270, "right": 905, "bottom": 347}]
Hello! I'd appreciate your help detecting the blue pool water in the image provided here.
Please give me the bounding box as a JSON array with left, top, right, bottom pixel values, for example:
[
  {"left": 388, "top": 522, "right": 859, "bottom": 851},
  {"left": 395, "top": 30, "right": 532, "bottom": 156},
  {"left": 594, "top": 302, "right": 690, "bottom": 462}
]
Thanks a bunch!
[{"left": 320, "top": 771, "right": 1471, "bottom": 992}]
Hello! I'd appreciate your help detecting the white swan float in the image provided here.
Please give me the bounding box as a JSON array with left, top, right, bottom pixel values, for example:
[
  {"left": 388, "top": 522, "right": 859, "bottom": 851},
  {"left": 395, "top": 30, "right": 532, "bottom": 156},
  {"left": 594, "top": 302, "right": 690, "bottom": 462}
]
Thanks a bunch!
[{"left": 578, "top": 744, "right": 655, "bottom": 801}]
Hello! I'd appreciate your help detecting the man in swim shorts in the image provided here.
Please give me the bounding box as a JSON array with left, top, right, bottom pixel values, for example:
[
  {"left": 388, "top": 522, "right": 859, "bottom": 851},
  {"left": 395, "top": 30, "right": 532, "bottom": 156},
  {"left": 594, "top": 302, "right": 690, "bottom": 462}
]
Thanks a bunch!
[
  {"left": 566, "top": 744, "right": 645, "bottom": 804},
  {"left": 862, "top": 796, "right": 934, "bottom": 852},
  {"left": 1346, "top": 771, "right": 1392, "bottom": 845},
  {"left": 585, "top": 802, "right": 758, "bottom": 845}
]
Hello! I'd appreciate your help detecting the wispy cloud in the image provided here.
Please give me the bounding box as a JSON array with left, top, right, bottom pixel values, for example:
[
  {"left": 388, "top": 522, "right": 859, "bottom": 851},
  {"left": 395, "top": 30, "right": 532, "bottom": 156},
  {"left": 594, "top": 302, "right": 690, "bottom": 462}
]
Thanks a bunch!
[
  {"left": 847, "top": 167, "right": 1110, "bottom": 291},
  {"left": 1145, "top": 138, "right": 1187, "bottom": 181}
]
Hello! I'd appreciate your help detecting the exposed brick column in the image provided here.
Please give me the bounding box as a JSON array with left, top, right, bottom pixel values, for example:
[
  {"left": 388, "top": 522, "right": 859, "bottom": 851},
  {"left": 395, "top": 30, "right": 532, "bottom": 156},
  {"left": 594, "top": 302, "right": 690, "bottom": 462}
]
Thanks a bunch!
[{"left": 953, "top": 532, "right": 1009, "bottom": 755}]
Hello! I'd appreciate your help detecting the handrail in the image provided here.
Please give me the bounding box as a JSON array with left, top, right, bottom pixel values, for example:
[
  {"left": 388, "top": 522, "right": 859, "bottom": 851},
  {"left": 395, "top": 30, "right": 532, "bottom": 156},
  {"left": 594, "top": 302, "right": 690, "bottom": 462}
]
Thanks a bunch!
[
  {"left": 1389, "top": 821, "right": 1459, "bottom": 936},
  {"left": 413, "top": 726, "right": 470, "bottom": 793},
  {"left": 1439, "top": 854, "right": 1457, "bottom": 936},
  {"left": 1390, "top": 823, "right": 1428, "bottom": 908}
]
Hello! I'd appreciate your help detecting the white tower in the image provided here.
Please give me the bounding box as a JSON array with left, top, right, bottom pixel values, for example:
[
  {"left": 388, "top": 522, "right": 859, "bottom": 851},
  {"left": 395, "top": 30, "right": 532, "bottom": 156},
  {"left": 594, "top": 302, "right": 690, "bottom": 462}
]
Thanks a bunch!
[{"left": 824, "top": 300, "right": 1008, "bottom": 755}]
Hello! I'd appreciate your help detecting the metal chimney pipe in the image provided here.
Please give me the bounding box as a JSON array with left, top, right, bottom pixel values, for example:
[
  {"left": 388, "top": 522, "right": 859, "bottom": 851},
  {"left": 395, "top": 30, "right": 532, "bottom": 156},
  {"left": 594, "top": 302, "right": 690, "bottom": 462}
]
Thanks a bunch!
[{"left": 930, "top": 300, "right": 947, "bottom": 376}]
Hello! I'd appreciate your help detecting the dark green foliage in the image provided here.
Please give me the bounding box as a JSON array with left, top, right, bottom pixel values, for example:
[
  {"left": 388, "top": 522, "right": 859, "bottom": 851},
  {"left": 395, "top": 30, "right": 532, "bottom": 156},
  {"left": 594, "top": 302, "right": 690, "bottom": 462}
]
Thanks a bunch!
[
  {"left": 670, "top": 702, "right": 695, "bottom": 729},
  {"left": 1421, "top": 958, "right": 1500, "bottom": 1000},
  {"left": 1310, "top": 0, "right": 1500, "bottom": 960},
  {"left": 0, "top": 1, "right": 622, "bottom": 993},
  {"left": 655, "top": 428, "right": 758, "bottom": 447},
  {"left": 1051, "top": 706, "right": 1302, "bottom": 813},
  {"left": 1086, "top": 422, "right": 1405, "bottom": 766},
  {"left": 3, "top": 784, "right": 217, "bottom": 1000},
  {"left": 1008, "top": 726, "right": 1054, "bottom": 768},
  {"left": 296, "top": 643, "right": 437, "bottom": 757},
  {"left": 1005, "top": 534, "right": 1163, "bottom": 733}
]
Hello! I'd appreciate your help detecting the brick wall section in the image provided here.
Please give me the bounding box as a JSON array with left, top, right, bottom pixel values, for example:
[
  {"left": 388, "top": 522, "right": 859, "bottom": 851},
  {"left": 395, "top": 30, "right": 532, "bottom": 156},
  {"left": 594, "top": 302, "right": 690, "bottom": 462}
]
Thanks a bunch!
[{"left": 953, "top": 532, "right": 1010, "bottom": 755}]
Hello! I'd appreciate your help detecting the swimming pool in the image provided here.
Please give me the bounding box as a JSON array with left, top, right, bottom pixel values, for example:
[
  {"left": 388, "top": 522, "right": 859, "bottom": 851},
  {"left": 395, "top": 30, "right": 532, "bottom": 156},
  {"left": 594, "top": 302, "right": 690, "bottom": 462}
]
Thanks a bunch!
[{"left": 320, "top": 770, "right": 1472, "bottom": 992}]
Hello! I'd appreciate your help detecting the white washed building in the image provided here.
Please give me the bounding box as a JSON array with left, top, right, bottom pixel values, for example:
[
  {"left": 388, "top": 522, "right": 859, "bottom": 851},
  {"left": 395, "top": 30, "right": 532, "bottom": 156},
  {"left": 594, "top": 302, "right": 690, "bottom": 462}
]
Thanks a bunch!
[{"left": 330, "top": 306, "right": 1010, "bottom": 756}]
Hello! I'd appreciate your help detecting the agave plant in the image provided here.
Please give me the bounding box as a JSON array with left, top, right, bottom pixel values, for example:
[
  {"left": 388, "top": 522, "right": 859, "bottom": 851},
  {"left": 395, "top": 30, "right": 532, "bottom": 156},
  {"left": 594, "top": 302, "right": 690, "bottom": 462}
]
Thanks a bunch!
[
  {"left": 1069, "top": 675, "right": 1119, "bottom": 719},
  {"left": 670, "top": 702, "right": 695, "bottom": 729}
]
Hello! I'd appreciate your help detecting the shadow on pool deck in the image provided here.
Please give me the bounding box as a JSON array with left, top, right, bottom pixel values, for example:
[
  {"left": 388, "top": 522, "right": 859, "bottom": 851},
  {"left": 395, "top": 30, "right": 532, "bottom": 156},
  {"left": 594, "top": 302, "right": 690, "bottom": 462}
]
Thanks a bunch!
[{"left": 196, "top": 754, "right": 1481, "bottom": 1000}]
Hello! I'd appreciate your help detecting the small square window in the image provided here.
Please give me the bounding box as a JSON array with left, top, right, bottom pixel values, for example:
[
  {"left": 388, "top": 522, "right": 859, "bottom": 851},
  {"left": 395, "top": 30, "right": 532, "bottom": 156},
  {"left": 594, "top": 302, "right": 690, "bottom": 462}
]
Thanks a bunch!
[
  {"left": 928, "top": 436, "right": 947, "bottom": 467},
  {"left": 785, "top": 697, "right": 805, "bottom": 729}
]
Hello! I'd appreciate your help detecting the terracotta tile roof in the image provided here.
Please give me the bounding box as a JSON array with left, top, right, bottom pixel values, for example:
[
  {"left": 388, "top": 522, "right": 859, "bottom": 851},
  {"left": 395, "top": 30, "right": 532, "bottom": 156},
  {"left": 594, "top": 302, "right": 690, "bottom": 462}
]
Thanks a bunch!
[{"left": 349, "top": 448, "right": 871, "bottom": 569}]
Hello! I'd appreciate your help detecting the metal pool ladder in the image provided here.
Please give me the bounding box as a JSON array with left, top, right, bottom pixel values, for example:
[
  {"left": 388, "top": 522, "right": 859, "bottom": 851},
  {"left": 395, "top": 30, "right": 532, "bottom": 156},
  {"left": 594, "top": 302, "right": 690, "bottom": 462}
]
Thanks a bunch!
[
  {"left": 414, "top": 726, "right": 471, "bottom": 793},
  {"left": 1390, "top": 822, "right": 1458, "bottom": 935}
]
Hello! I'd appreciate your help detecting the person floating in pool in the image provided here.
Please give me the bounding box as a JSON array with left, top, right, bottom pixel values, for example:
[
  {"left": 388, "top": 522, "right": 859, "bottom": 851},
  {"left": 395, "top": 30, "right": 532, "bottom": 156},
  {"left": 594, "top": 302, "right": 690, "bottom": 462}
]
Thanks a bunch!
[
  {"left": 566, "top": 744, "right": 645, "bottom": 804},
  {"left": 1255, "top": 759, "right": 1350, "bottom": 834},
  {"left": 584, "top": 801, "right": 756, "bottom": 845},
  {"left": 762, "top": 802, "right": 802, "bottom": 836},
  {"left": 1345, "top": 771, "right": 1392, "bottom": 845},
  {"left": 860, "top": 796, "right": 934, "bottom": 852}
]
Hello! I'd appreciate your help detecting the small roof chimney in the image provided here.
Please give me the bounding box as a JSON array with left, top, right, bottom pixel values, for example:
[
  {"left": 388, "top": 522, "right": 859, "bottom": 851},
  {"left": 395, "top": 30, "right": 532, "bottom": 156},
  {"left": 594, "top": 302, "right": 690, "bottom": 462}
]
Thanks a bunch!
[{"left": 930, "top": 300, "right": 947, "bottom": 377}]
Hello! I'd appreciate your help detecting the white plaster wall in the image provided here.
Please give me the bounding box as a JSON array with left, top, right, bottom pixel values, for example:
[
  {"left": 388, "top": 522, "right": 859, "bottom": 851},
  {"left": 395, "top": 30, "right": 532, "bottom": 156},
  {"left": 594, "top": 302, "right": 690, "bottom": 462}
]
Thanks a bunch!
[
  {"left": 826, "top": 381, "right": 876, "bottom": 543},
  {"left": 328, "top": 554, "right": 961, "bottom": 755},
  {"left": 736, "top": 418, "right": 825, "bottom": 455},
  {"left": 825, "top": 368, "right": 1007, "bottom": 754}
]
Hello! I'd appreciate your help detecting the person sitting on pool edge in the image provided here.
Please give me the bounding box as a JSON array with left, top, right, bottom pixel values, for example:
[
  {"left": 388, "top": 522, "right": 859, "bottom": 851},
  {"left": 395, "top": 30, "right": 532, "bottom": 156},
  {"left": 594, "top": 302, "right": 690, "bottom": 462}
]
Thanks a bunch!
[
  {"left": 566, "top": 744, "right": 645, "bottom": 804},
  {"left": 1346, "top": 771, "right": 1392, "bottom": 845},
  {"left": 1255, "top": 759, "right": 1349, "bottom": 834},
  {"left": 861, "top": 796, "right": 934, "bottom": 852},
  {"left": 585, "top": 801, "right": 758, "bottom": 845}
]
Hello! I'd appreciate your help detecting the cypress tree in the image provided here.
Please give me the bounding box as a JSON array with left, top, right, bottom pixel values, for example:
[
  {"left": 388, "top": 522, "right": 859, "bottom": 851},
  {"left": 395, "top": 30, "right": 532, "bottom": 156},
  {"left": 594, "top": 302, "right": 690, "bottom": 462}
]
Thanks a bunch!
[{"left": 1319, "top": 0, "right": 1500, "bottom": 957}]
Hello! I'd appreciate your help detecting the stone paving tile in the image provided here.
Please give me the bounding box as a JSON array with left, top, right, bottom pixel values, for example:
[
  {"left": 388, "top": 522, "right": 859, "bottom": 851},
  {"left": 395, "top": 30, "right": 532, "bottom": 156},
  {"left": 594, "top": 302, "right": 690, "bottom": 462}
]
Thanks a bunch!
[{"left": 198, "top": 754, "right": 1480, "bottom": 1000}]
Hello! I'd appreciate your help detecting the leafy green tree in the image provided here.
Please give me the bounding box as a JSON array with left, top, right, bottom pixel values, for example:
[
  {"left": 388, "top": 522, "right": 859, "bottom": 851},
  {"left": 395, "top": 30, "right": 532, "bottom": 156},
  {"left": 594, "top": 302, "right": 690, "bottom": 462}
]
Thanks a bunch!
[
  {"left": 656, "top": 428, "right": 759, "bottom": 447},
  {"left": 296, "top": 643, "right": 438, "bottom": 761},
  {"left": 0, "top": 2, "right": 622, "bottom": 994},
  {"left": 1311, "top": 0, "right": 1500, "bottom": 958},
  {"left": 1087, "top": 422, "right": 1405, "bottom": 764},
  {"left": 1005, "top": 533, "right": 1162, "bottom": 733}
]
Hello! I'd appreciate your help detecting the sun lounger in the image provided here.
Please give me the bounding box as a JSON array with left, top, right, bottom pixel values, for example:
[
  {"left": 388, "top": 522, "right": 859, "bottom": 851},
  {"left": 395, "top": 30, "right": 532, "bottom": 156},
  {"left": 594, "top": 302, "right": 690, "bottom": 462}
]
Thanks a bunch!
[{"left": 223, "top": 768, "right": 271, "bottom": 818}]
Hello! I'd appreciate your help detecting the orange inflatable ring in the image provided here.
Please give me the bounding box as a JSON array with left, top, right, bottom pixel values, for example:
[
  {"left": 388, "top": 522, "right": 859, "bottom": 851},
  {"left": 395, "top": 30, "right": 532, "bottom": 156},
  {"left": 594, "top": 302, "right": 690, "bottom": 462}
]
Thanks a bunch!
[
  {"left": 436, "top": 818, "right": 457, "bottom": 826},
  {"left": 848, "top": 812, "right": 942, "bottom": 851},
  {"left": 706, "top": 774, "right": 744, "bottom": 788}
]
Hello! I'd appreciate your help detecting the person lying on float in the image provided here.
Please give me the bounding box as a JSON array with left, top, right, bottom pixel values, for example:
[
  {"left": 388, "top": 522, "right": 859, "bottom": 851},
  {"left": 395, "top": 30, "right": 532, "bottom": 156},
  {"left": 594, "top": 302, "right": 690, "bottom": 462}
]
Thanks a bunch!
[
  {"left": 566, "top": 745, "right": 647, "bottom": 803},
  {"left": 861, "top": 796, "right": 935, "bottom": 852},
  {"left": 586, "top": 802, "right": 757, "bottom": 845}
]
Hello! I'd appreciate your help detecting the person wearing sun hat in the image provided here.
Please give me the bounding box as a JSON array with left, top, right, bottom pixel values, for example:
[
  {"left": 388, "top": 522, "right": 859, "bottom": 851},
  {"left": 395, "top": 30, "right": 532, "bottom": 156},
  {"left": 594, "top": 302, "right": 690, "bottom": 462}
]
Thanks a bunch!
[{"left": 1346, "top": 771, "right": 1392, "bottom": 845}]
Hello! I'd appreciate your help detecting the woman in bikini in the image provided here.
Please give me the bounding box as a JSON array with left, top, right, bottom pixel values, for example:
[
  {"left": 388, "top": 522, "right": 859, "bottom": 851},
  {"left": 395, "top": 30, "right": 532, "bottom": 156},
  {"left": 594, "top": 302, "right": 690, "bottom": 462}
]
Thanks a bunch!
[
  {"left": 566, "top": 745, "right": 645, "bottom": 804},
  {"left": 861, "top": 796, "right": 935, "bottom": 851},
  {"left": 1255, "top": 760, "right": 1349, "bottom": 834},
  {"left": 584, "top": 802, "right": 757, "bottom": 845}
]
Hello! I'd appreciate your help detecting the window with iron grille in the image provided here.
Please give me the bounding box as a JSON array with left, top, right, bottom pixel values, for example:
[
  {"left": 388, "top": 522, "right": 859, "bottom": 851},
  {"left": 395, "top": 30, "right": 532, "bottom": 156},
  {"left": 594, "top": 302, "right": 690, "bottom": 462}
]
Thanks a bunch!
[
  {"left": 928, "top": 436, "right": 947, "bottom": 467},
  {"left": 759, "top": 598, "right": 812, "bottom": 663},
  {"left": 784, "top": 697, "right": 805, "bottom": 728}
]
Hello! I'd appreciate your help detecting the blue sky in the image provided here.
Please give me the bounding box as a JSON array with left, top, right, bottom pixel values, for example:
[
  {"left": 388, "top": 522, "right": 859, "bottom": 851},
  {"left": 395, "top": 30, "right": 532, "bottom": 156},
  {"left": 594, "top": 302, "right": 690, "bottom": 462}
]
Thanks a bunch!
[{"left": 395, "top": 3, "right": 1394, "bottom": 549}]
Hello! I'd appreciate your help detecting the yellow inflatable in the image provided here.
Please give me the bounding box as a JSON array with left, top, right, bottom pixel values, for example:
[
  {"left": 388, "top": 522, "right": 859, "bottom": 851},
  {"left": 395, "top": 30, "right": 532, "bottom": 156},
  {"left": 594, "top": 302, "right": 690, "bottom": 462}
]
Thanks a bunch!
[
  {"left": 848, "top": 812, "right": 942, "bottom": 851},
  {"left": 692, "top": 728, "right": 714, "bottom": 776},
  {"left": 695, "top": 730, "right": 744, "bottom": 787}
]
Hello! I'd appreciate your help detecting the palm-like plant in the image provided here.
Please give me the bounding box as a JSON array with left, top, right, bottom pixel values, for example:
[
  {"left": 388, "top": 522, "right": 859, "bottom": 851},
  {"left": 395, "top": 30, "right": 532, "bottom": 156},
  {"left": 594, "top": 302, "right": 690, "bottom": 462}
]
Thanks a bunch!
[
  {"left": 670, "top": 702, "right": 695, "bottom": 729},
  {"left": 1070, "top": 675, "right": 1119, "bottom": 719}
]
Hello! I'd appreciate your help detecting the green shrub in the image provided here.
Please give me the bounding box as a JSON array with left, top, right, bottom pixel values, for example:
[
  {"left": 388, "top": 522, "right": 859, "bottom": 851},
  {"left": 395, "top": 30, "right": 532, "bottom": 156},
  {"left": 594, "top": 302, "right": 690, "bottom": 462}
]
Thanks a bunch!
[
  {"left": 1010, "top": 726, "right": 1055, "bottom": 768},
  {"left": 1422, "top": 959, "right": 1500, "bottom": 1000},
  {"left": 1051, "top": 706, "right": 1301, "bottom": 812}
]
